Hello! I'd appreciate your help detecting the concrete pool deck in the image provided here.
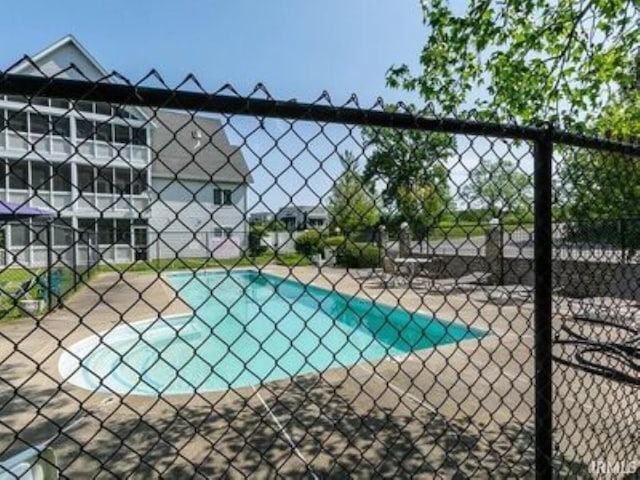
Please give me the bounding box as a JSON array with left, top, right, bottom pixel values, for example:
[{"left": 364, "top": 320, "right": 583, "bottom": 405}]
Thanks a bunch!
[{"left": 0, "top": 266, "right": 636, "bottom": 477}]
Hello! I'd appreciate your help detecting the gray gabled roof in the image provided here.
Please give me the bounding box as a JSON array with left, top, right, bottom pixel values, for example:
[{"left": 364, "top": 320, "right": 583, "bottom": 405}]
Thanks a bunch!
[
  {"left": 276, "top": 205, "right": 328, "bottom": 218},
  {"left": 9, "top": 35, "right": 152, "bottom": 122},
  {"left": 151, "top": 110, "right": 252, "bottom": 184}
]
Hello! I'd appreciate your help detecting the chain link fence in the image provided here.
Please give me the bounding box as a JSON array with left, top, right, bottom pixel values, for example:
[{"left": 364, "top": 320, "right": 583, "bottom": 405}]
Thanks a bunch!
[{"left": 0, "top": 61, "right": 638, "bottom": 478}]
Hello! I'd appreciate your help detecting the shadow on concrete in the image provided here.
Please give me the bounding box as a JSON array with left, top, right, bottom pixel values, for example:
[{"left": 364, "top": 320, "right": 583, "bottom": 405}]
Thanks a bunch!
[{"left": 0, "top": 363, "right": 595, "bottom": 478}]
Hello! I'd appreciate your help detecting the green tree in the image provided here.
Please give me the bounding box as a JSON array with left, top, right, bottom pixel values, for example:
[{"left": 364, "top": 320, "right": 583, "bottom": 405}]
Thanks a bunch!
[
  {"left": 362, "top": 113, "right": 454, "bottom": 242},
  {"left": 557, "top": 70, "right": 640, "bottom": 256},
  {"left": 562, "top": 149, "right": 640, "bottom": 258},
  {"left": 248, "top": 223, "right": 268, "bottom": 258},
  {"left": 388, "top": 0, "right": 639, "bottom": 128},
  {"left": 389, "top": 0, "right": 639, "bottom": 254},
  {"left": 396, "top": 183, "right": 447, "bottom": 247},
  {"left": 461, "top": 159, "right": 533, "bottom": 220},
  {"left": 362, "top": 121, "right": 453, "bottom": 206},
  {"left": 327, "top": 151, "right": 380, "bottom": 234}
]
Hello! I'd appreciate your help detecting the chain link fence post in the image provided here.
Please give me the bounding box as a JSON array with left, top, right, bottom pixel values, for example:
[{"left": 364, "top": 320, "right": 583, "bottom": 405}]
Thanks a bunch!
[{"left": 534, "top": 128, "right": 554, "bottom": 479}]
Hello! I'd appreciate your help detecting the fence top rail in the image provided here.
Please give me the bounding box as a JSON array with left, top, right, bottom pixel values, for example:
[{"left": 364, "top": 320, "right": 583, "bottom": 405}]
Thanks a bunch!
[{"left": 0, "top": 73, "right": 638, "bottom": 156}]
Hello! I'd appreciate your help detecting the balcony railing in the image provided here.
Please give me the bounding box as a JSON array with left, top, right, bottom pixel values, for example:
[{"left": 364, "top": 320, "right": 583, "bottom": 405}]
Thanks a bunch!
[{"left": 0, "top": 189, "right": 151, "bottom": 216}]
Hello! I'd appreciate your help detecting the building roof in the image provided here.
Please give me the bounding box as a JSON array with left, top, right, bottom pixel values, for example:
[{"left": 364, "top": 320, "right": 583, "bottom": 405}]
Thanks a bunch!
[
  {"left": 8, "top": 36, "right": 252, "bottom": 185},
  {"left": 300, "top": 205, "right": 328, "bottom": 217},
  {"left": 151, "top": 110, "right": 252, "bottom": 184},
  {"left": 8, "top": 35, "right": 151, "bottom": 122},
  {"left": 276, "top": 205, "right": 327, "bottom": 217},
  {"left": 10, "top": 35, "right": 110, "bottom": 78}
]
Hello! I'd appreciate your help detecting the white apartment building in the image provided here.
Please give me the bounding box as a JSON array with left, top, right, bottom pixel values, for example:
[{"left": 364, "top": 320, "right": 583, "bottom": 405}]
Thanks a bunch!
[{"left": 0, "top": 35, "right": 251, "bottom": 266}]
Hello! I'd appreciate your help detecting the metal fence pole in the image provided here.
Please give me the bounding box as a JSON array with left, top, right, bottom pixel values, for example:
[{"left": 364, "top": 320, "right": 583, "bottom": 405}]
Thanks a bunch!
[
  {"left": 533, "top": 131, "right": 554, "bottom": 479},
  {"left": 46, "top": 222, "right": 53, "bottom": 310},
  {"left": 620, "top": 218, "right": 627, "bottom": 262},
  {"left": 72, "top": 227, "right": 78, "bottom": 289}
]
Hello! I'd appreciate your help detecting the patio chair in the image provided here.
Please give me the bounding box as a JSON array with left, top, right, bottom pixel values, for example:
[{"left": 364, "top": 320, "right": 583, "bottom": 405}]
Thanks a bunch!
[
  {"left": 0, "top": 445, "right": 58, "bottom": 480},
  {"left": 0, "top": 278, "right": 36, "bottom": 302},
  {"left": 0, "top": 408, "right": 88, "bottom": 480},
  {"left": 380, "top": 256, "right": 408, "bottom": 288},
  {"left": 570, "top": 299, "right": 640, "bottom": 329},
  {"left": 415, "top": 257, "right": 446, "bottom": 281},
  {"left": 426, "top": 271, "right": 493, "bottom": 294}
]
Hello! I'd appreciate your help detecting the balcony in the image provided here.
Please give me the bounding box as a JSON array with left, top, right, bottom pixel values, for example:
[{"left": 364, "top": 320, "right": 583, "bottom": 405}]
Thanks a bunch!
[
  {"left": 76, "top": 141, "right": 149, "bottom": 168},
  {"left": 74, "top": 192, "right": 151, "bottom": 217}
]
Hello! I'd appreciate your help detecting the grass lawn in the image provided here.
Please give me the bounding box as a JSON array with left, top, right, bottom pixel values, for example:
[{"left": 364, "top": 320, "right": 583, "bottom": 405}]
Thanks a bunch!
[
  {"left": 97, "top": 252, "right": 312, "bottom": 274},
  {"left": 0, "top": 252, "right": 311, "bottom": 323},
  {"left": 429, "top": 222, "right": 532, "bottom": 240},
  {"left": 0, "top": 265, "right": 94, "bottom": 322},
  {"left": 0, "top": 267, "right": 47, "bottom": 322}
]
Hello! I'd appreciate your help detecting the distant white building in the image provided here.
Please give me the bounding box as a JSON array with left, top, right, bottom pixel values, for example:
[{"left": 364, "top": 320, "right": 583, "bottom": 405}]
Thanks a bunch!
[
  {"left": 0, "top": 35, "right": 251, "bottom": 266},
  {"left": 276, "top": 205, "right": 328, "bottom": 231},
  {"left": 249, "top": 212, "right": 274, "bottom": 225}
]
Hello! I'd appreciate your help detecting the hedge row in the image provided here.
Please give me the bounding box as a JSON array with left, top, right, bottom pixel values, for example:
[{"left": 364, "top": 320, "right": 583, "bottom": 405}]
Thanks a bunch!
[
  {"left": 294, "top": 230, "right": 381, "bottom": 268},
  {"left": 335, "top": 243, "right": 381, "bottom": 268},
  {"left": 294, "top": 230, "right": 346, "bottom": 256}
]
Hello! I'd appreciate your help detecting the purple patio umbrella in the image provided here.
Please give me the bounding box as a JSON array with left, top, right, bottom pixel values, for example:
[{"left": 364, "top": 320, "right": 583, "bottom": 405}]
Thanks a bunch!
[{"left": 0, "top": 201, "right": 53, "bottom": 221}]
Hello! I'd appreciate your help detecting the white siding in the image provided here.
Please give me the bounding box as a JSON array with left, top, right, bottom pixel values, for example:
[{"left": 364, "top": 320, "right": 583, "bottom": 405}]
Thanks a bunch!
[
  {"left": 16, "top": 42, "right": 106, "bottom": 81},
  {"left": 148, "top": 178, "right": 248, "bottom": 259}
]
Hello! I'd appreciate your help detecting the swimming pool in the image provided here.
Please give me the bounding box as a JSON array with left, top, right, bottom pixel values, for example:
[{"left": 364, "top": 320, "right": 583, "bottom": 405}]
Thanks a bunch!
[{"left": 59, "top": 270, "right": 484, "bottom": 395}]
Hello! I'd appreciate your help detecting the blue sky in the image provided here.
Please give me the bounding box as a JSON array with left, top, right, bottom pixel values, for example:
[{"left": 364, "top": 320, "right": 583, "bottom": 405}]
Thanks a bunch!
[
  {"left": 2, "top": 1, "right": 426, "bottom": 105},
  {"left": 2, "top": 1, "right": 498, "bottom": 214}
]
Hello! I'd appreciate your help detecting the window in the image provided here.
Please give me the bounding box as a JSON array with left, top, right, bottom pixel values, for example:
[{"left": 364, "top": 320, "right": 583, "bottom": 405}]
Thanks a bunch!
[
  {"left": 95, "top": 122, "right": 111, "bottom": 142},
  {"left": 214, "top": 227, "right": 232, "bottom": 238},
  {"left": 7, "top": 111, "right": 28, "bottom": 133},
  {"left": 95, "top": 103, "right": 111, "bottom": 116},
  {"left": 78, "top": 218, "right": 96, "bottom": 238},
  {"left": 77, "top": 165, "right": 94, "bottom": 193},
  {"left": 78, "top": 218, "right": 95, "bottom": 231},
  {"left": 6, "top": 95, "right": 26, "bottom": 103},
  {"left": 76, "top": 119, "right": 94, "bottom": 140},
  {"left": 52, "top": 164, "right": 72, "bottom": 192},
  {"left": 50, "top": 98, "right": 68, "bottom": 109},
  {"left": 132, "top": 128, "right": 147, "bottom": 146},
  {"left": 214, "top": 188, "right": 233, "bottom": 206},
  {"left": 51, "top": 116, "right": 70, "bottom": 137},
  {"left": 97, "top": 219, "right": 114, "bottom": 244},
  {"left": 31, "top": 162, "right": 50, "bottom": 190},
  {"left": 53, "top": 221, "right": 72, "bottom": 246},
  {"left": 114, "top": 169, "right": 130, "bottom": 194},
  {"left": 30, "top": 113, "right": 49, "bottom": 135},
  {"left": 115, "top": 219, "right": 131, "bottom": 245},
  {"left": 96, "top": 168, "right": 113, "bottom": 194},
  {"left": 31, "top": 97, "right": 49, "bottom": 107},
  {"left": 0, "top": 110, "right": 5, "bottom": 130},
  {"left": 308, "top": 218, "right": 325, "bottom": 227},
  {"left": 132, "top": 169, "right": 147, "bottom": 194},
  {"left": 114, "top": 124, "right": 130, "bottom": 144},
  {"left": 32, "top": 222, "right": 48, "bottom": 246},
  {"left": 0, "top": 159, "right": 6, "bottom": 189},
  {"left": 8, "top": 161, "right": 28, "bottom": 189},
  {"left": 75, "top": 101, "right": 93, "bottom": 113},
  {"left": 10, "top": 223, "right": 28, "bottom": 247}
]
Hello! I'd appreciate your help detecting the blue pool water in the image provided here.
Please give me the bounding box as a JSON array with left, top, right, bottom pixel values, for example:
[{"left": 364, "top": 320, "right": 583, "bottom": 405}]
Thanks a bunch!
[{"left": 59, "top": 270, "right": 484, "bottom": 395}]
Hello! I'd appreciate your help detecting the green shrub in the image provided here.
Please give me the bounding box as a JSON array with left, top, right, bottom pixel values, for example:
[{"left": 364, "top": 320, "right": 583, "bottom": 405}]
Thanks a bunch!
[
  {"left": 324, "top": 235, "right": 346, "bottom": 248},
  {"left": 294, "top": 229, "right": 324, "bottom": 257},
  {"left": 336, "top": 243, "right": 381, "bottom": 268},
  {"left": 248, "top": 224, "right": 268, "bottom": 257}
]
